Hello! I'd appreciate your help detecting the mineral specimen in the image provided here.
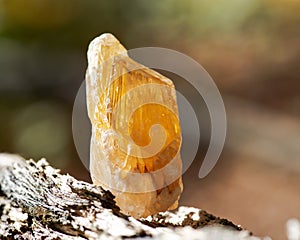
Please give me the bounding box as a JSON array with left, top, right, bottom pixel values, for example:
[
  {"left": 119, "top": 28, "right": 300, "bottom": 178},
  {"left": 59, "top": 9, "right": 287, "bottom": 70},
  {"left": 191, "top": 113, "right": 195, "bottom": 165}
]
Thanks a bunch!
[{"left": 86, "top": 33, "right": 183, "bottom": 218}]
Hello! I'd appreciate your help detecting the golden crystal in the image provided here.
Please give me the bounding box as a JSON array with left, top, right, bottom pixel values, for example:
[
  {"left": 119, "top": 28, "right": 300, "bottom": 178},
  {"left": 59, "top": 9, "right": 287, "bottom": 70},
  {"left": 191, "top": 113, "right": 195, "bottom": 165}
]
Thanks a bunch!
[{"left": 86, "top": 33, "right": 183, "bottom": 218}]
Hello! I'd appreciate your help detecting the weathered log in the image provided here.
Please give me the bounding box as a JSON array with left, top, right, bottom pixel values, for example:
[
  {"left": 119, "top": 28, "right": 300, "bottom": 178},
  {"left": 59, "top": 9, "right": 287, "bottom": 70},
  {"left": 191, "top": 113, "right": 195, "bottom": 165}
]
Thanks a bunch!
[{"left": 0, "top": 154, "right": 261, "bottom": 239}]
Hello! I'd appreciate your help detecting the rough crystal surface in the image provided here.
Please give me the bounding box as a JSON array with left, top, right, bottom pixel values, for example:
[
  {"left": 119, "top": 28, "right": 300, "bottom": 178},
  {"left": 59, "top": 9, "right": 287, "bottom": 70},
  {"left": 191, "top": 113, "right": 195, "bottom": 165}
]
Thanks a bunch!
[{"left": 86, "top": 33, "right": 183, "bottom": 218}]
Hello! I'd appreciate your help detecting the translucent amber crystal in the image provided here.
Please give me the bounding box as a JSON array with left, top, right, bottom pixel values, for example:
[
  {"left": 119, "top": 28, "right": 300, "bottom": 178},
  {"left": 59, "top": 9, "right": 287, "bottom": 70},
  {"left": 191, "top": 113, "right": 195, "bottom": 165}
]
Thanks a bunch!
[{"left": 86, "top": 33, "right": 183, "bottom": 218}]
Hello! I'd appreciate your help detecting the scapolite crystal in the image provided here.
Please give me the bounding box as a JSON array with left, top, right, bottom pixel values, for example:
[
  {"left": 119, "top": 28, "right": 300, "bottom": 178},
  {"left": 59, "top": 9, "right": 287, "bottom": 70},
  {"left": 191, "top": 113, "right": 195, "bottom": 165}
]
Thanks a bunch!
[{"left": 86, "top": 33, "right": 183, "bottom": 218}]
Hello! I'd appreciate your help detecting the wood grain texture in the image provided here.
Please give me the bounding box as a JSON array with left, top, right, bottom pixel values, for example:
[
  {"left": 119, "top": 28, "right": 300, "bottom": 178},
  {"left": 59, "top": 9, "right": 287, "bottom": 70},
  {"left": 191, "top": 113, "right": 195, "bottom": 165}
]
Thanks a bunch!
[{"left": 0, "top": 154, "right": 259, "bottom": 239}]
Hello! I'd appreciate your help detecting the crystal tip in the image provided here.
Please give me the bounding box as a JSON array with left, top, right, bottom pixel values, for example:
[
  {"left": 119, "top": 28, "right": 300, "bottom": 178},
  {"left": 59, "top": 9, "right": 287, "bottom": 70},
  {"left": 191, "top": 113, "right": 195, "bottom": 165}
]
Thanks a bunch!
[{"left": 96, "top": 33, "right": 120, "bottom": 46}]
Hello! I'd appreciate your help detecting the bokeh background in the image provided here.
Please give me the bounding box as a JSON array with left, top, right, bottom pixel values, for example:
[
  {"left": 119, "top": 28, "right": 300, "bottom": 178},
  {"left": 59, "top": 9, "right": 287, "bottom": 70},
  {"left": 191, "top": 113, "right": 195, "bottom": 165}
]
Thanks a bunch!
[{"left": 0, "top": 1, "right": 299, "bottom": 239}]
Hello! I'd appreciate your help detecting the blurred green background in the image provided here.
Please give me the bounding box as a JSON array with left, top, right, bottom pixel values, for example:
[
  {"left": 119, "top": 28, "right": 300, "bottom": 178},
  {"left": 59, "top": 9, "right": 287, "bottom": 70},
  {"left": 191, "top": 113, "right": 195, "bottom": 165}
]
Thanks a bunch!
[{"left": 0, "top": 1, "right": 299, "bottom": 239}]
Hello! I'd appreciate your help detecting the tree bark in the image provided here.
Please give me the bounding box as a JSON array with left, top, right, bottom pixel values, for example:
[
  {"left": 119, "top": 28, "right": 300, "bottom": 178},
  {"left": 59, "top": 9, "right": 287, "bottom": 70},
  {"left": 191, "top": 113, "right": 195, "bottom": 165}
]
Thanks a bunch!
[{"left": 0, "top": 154, "right": 260, "bottom": 239}]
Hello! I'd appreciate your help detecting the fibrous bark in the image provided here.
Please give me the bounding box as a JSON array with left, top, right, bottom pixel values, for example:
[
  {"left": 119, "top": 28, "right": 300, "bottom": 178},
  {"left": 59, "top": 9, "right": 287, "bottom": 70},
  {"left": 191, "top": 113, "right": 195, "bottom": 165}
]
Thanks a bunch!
[{"left": 0, "top": 154, "right": 261, "bottom": 239}]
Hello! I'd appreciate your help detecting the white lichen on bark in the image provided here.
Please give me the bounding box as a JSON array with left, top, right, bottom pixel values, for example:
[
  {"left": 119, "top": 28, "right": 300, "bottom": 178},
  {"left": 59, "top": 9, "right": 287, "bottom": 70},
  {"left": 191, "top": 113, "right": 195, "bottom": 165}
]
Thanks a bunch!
[{"left": 0, "top": 154, "right": 263, "bottom": 239}]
